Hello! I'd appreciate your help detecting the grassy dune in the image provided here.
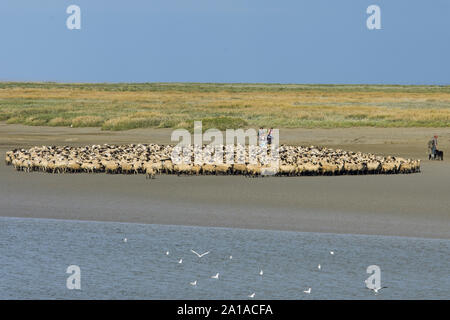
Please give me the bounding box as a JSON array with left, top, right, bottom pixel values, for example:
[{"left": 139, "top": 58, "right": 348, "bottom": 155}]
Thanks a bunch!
[{"left": 0, "top": 82, "right": 449, "bottom": 131}]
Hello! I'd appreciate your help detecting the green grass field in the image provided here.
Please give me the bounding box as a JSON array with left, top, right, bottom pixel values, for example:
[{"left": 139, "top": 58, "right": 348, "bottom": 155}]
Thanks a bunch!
[{"left": 1, "top": 82, "right": 449, "bottom": 131}]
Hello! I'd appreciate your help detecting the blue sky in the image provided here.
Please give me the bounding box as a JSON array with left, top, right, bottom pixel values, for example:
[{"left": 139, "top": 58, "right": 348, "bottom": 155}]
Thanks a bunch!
[{"left": 0, "top": 0, "right": 449, "bottom": 84}]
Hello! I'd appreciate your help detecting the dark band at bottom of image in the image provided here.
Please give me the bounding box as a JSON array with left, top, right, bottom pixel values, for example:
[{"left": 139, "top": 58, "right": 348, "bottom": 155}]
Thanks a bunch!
[{"left": 1, "top": 300, "right": 444, "bottom": 318}]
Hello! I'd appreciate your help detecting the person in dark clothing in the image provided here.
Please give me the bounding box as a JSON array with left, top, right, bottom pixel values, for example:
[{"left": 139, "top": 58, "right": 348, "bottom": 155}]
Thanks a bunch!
[
  {"left": 432, "top": 135, "right": 438, "bottom": 159},
  {"left": 428, "top": 139, "right": 434, "bottom": 160},
  {"left": 267, "top": 128, "right": 273, "bottom": 145}
]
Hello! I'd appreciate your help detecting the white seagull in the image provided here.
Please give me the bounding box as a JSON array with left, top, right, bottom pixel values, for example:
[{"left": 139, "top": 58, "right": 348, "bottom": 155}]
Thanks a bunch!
[
  {"left": 317, "top": 264, "right": 321, "bottom": 270},
  {"left": 191, "top": 249, "right": 210, "bottom": 258},
  {"left": 229, "top": 255, "right": 233, "bottom": 260},
  {"left": 178, "top": 259, "right": 183, "bottom": 264},
  {"left": 211, "top": 273, "right": 219, "bottom": 279},
  {"left": 330, "top": 251, "right": 334, "bottom": 255},
  {"left": 248, "top": 293, "right": 255, "bottom": 298},
  {"left": 304, "top": 288, "right": 312, "bottom": 294},
  {"left": 190, "top": 280, "right": 197, "bottom": 286},
  {"left": 166, "top": 251, "right": 170, "bottom": 255},
  {"left": 259, "top": 270, "right": 263, "bottom": 276},
  {"left": 123, "top": 238, "right": 127, "bottom": 243}
]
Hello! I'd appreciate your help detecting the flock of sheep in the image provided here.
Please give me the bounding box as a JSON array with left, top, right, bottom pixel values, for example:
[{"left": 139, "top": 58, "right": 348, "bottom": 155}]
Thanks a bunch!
[{"left": 5, "top": 143, "right": 421, "bottom": 178}]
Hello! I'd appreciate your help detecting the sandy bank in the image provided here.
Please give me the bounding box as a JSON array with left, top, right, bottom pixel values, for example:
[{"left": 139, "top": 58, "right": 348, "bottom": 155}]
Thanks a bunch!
[{"left": 1, "top": 123, "right": 449, "bottom": 239}]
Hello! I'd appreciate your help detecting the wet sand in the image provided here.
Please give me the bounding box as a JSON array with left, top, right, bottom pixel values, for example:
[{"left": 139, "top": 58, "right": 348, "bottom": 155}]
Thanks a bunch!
[{"left": 1, "top": 123, "right": 449, "bottom": 239}]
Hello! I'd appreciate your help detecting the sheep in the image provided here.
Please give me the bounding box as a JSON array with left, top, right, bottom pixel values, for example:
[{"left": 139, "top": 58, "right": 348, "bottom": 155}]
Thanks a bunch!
[
  {"left": 232, "top": 163, "right": 247, "bottom": 175},
  {"left": 143, "top": 163, "right": 155, "bottom": 179},
  {"left": 67, "top": 161, "right": 81, "bottom": 173},
  {"left": 296, "top": 163, "right": 306, "bottom": 175},
  {"left": 81, "top": 162, "right": 94, "bottom": 174},
  {"left": 381, "top": 162, "right": 397, "bottom": 174},
  {"left": 319, "top": 161, "right": 339, "bottom": 176},
  {"left": 260, "top": 165, "right": 278, "bottom": 176},
  {"left": 163, "top": 160, "right": 174, "bottom": 174},
  {"left": 174, "top": 163, "right": 192, "bottom": 176},
  {"left": 4, "top": 143, "right": 421, "bottom": 178},
  {"left": 132, "top": 160, "right": 143, "bottom": 174},
  {"left": 413, "top": 160, "right": 421, "bottom": 172},
  {"left": 201, "top": 164, "right": 215, "bottom": 175},
  {"left": 54, "top": 160, "right": 67, "bottom": 174},
  {"left": 15, "top": 159, "right": 32, "bottom": 172},
  {"left": 215, "top": 164, "right": 231, "bottom": 175},
  {"left": 119, "top": 161, "right": 133, "bottom": 174},
  {"left": 104, "top": 161, "right": 119, "bottom": 174},
  {"left": 366, "top": 161, "right": 381, "bottom": 174},
  {"left": 278, "top": 164, "right": 296, "bottom": 176},
  {"left": 151, "top": 162, "right": 163, "bottom": 174},
  {"left": 344, "top": 162, "right": 359, "bottom": 175},
  {"left": 5, "top": 151, "right": 13, "bottom": 165},
  {"left": 246, "top": 164, "right": 261, "bottom": 177},
  {"left": 399, "top": 161, "right": 413, "bottom": 174},
  {"left": 191, "top": 164, "right": 202, "bottom": 175},
  {"left": 47, "top": 161, "right": 56, "bottom": 173},
  {"left": 302, "top": 163, "right": 320, "bottom": 176},
  {"left": 38, "top": 159, "right": 49, "bottom": 172}
]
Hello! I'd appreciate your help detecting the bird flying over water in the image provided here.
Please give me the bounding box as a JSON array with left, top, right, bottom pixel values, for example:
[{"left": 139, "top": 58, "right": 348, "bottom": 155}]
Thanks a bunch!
[
  {"left": 304, "top": 288, "right": 312, "bottom": 294},
  {"left": 317, "top": 264, "right": 321, "bottom": 270},
  {"left": 259, "top": 270, "right": 263, "bottom": 276},
  {"left": 178, "top": 259, "right": 183, "bottom": 264},
  {"left": 191, "top": 249, "right": 210, "bottom": 258},
  {"left": 330, "top": 251, "right": 334, "bottom": 255},
  {"left": 123, "top": 238, "right": 127, "bottom": 243},
  {"left": 248, "top": 293, "right": 255, "bottom": 298},
  {"left": 166, "top": 251, "right": 170, "bottom": 255},
  {"left": 190, "top": 280, "right": 197, "bottom": 286},
  {"left": 211, "top": 273, "right": 219, "bottom": 279}
]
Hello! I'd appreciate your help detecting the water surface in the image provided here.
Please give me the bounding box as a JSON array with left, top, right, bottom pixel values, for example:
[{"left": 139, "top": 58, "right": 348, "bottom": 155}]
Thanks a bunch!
[{"left": 0, "top": 217, "right": 448, "bottom": 299}]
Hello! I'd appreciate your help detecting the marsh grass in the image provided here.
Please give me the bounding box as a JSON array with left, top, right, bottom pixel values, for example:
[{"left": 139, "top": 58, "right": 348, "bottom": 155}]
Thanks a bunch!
[{"left": 0, "top": 82, "right": 449, "bottom": 130}]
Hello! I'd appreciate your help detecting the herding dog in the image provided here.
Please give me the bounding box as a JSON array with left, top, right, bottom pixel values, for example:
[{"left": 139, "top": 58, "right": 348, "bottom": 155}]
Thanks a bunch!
[{"left": 435, "top": 150, "right": 444, "bottom": 160}]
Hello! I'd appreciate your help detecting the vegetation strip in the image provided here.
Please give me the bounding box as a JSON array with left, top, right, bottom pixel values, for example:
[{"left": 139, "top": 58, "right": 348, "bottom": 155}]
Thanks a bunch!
[{"left": 1, "top": 82, "right": 449, "bottom": 130}]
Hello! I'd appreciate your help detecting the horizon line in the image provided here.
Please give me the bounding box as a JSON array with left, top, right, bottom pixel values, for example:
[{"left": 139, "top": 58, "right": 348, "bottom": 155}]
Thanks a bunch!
[{"left": 1, "top": 80, "right": 449, "bottom": 87}]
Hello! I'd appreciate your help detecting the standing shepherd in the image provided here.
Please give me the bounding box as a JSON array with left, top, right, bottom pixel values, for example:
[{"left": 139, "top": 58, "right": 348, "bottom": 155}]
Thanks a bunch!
[
  {"left": 267, "top": 128, "right": 274, "bottom": 145},
  {"left": 428, "top": 138, "right": 434, "bottom": 160},
  {"left": 258, "top": 127, "right": 267, "bottom": 147},
  {"left": 432, "top": 135, "right": 438, "bottom": 159},
  {"left": 258, "top": 127, "right": 263, "bottom": 146}
]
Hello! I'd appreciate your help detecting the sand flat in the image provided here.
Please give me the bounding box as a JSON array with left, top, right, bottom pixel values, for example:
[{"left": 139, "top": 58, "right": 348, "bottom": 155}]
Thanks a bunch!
[{"left": 1, "top": 123, "right": 449, "bottom": 239}]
